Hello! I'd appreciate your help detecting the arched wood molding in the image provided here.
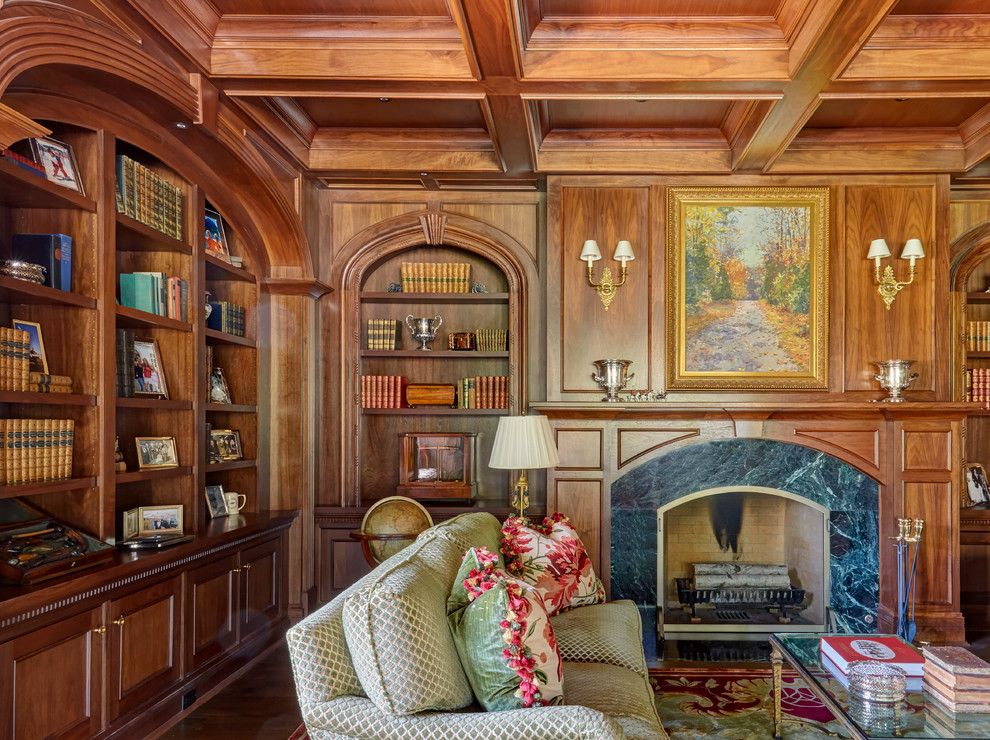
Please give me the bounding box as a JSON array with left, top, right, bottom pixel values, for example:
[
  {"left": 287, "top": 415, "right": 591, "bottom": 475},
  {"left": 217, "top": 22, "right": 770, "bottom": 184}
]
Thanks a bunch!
[
  {"left": 332, "top": 209, "right": 541, "bottom": 505},
  {"left": 0, "top": 16, "right": 199, "bottom": 122},
  {"left": 950, "top": 221, "right": 990, "bottom": 291},
  {"left": 0, "top": 101, "right": 48, "bottom": 149}
]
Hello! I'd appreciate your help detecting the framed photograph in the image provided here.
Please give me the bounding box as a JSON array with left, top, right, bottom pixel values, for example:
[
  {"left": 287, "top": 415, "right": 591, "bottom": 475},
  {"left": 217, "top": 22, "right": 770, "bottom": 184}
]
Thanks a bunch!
[
  {"left": 122, "top": 508, "right": 140, "bottom": 540},
  {"left": 29, "top": 137, "right": 84, "bottom": 194},
  {"left": 137, "top": 505, "right": 183, "bottom": 536},
  {"left": 210, "top": 429, "right": 242, "bottom": 461},
  {"left": 133, "top": 338, "right": 168, "bottom": 398},
  {"left": 205, "top": 484, "right": 228, "bottom": 518},
  {"left": 11, "top": 319, "right": 48, "bottom": 374},
  {"left": 210, "top": 366, "right": 232, "bottom": 404},
  {"left": 966, "top": 463, "right": 990, "bottom": 506},
  {"left": 135, "top": 436, "right": 178, "bottom": 469},
  {"left": 666, "top": 187, "right": 829, "bottom": 390},
  {"left": 205, "top": 208, "right": 231, "bottom": 263}
]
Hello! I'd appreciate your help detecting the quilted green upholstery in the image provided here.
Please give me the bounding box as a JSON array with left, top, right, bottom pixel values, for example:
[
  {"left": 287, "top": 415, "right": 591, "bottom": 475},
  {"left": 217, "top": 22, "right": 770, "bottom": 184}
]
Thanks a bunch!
[
  {"left": 550, "top": 600, "right": 648, "bottom": 677},
  {"left": 288, "top": 512, "right": 668, "bottom": 740}
]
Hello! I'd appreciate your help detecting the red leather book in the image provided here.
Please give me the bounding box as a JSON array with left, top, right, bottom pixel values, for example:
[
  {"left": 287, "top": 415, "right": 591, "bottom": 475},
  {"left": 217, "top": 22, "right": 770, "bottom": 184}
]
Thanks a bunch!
[{"left": 820, "top": 635, "right": 923, "bottom": 676}]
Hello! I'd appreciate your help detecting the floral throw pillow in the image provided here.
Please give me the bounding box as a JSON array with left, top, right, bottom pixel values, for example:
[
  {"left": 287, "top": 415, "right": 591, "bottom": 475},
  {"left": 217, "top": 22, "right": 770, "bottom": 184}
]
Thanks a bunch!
[
  {"left": 447, "top": 547, "right": 564, "bottom": 711},
  {"left": 501, "top": 513, "right": 605, "bottom": 616}
]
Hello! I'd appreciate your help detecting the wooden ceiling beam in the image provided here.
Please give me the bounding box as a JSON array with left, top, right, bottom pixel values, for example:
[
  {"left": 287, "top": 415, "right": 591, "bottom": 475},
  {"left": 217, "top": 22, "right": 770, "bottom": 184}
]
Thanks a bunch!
[
  {"left": 308, "top": 129, "right": 500, "bottom": 172},
  {"left": 733, "top": 0, "right": 899, "bottom": 173},
  {"left": 536, "top": 130, "right": 731, "bottom": 173},
  {"left": 770, "top": 127, "right": 966, "bottom": 173},
  {"left": 961, "top": 105, "right": 990, "bottom": 171}
]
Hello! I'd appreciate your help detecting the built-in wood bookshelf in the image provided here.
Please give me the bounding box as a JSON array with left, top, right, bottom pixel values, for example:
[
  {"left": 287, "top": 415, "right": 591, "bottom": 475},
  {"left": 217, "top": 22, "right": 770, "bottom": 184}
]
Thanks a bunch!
[{"left": 0, "top": 122, "right": 261, "bottom": 543}]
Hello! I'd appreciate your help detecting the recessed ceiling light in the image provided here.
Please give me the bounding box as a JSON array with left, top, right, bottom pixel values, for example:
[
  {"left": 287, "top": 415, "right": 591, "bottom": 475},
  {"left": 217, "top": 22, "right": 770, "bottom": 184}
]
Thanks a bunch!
[
  {"left": 174, "top": 122, "right": 189, "bottom": 129},
  {"left": 895, "top": 98, "right": 908, "bottom": 102},
  {"left": 420, "top": 172, "right": 429, "bottom": 177},
  {"left": 379, "top": 98, "right": 391, "bottom": 103}
]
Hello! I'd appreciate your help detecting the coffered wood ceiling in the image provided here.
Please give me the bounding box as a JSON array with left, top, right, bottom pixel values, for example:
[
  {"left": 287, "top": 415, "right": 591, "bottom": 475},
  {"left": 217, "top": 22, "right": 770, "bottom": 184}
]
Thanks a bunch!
[{"left": 117, "top": 0, "right": 990, "bottom": 187}]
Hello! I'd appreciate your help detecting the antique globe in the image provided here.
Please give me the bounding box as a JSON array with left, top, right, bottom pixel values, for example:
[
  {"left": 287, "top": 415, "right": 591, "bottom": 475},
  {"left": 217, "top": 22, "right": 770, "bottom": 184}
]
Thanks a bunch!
[{"left": 357, "top": 496, "right": 434, "bottom": 565}]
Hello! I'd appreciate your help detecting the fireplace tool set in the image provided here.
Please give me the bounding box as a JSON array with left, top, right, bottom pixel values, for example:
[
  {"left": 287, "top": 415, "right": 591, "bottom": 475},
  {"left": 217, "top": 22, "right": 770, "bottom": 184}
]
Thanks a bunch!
[{"left": 892, "top": 517, "right": 924, "bottom": 643}]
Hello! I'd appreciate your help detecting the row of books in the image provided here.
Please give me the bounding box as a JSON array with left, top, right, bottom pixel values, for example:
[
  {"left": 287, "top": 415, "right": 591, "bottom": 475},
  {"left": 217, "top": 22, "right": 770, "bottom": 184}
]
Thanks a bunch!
[
  {"left": 120, "top": 272, "right": 188, "bottom": 321},
  {"left": 457, "top": 376, "right": 508, "bottom": 409},
  {"left": 2, "top": 148, "right": 45, "bottom": 178},
  {"left": 923, "top": 645, "right": 990, "bottom": 713},
  {"left": 474, "top": 328, "right": 507, "bottom": 352},
  {"left": 114, "top": 154, "right": 184, "bottom": 240},
  {"left": 0, "top": 418, "right": 75, "bottom": 484},
  {"left": 965, "top": 368, "right": 990, "bottom": 408},
  {"left": 361, "top": 375, "right": 408, "bottom": 409},
  {"left": 366, "top": 319, "right": 402, "bottom": 350},
  {"left": 399, "top": 262, "right": 471, "bottom": 293},
  {"left": 1, "top": 328, "right": 74, "bottom": 393},
  {"left": 207, "top": 301, "right": 246, "bottom": 337},
  {"left": 966, "top": 321, "right": 990, "bottom": 352}
]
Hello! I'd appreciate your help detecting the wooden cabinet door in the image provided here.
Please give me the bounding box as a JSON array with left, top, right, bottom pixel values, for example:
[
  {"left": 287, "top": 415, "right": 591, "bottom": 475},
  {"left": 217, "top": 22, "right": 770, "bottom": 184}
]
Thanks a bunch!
[
  {"left": 0, "top": 607, "right": 104, "bottom": 740},
  {"left": 106, "top": 576, "right": 183, "bottom": 723},
  {"left": 239, "top": 537, "right": 282, "bottom": 644},
  {"left": 186, "top": 552, "right": 239, "bottom": 673}
]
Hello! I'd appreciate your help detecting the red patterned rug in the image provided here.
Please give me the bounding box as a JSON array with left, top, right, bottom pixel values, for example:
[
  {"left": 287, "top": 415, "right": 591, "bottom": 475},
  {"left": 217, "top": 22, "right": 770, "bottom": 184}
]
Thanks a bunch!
[{"left": 288, "top": 666, "right": 883, "bottom": 740}]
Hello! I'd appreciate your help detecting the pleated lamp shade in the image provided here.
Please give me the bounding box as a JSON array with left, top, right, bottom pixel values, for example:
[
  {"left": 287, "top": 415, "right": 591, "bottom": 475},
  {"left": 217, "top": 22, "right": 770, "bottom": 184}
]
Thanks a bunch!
[{"left": 488, "top": 414, "right": 560, "bottom": 470}]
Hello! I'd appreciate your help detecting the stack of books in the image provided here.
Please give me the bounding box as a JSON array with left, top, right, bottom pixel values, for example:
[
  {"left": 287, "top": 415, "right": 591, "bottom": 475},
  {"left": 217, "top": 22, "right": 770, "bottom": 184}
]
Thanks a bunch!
[
  {"left": 114, "top": 155, "right": 184, "bottom": 239},
  {"left": 457, "top": 376, "right": 508, "bottom": 409},
  {"left": 0, "top": 328, "right": 31, "bottom": 391},
  {"left": 207, "top": 301, "right": 245, "bottom": 336},
  {"left": 965, "top": 368, "right": 990, "bottom": 408},
  {"left": 0, "top": 419, "right": 75, "bottom": 484},
  {"left": 475, "top": 328, "right": 507, "bottom": 352},
  {"left": 361, "top": 375, "right": 408, "bottom": 408},
  {"left": 115, "top": 328, "right": 136, "bottom": 397},
  {"left": 923, "top": 646, "right": 990, "bottom": 712},
  {"left": 28, "top": 372, "right": 72, "bottom": 394},
  {"left": 120, "top": 272, "right": 188, "bottom": 321},
  {"left": 819, "top": 635, "right": 924, "bottom": 689},
  {"left": 967, "top": 321, "right": 990, "bottom": 351},
  {"left": 399, "top": 262, "right": 471, "bottom": 293},
  {"left": 366, "top": 319, "right": 401, "bottom": 350},
  {"left": 2, "top": 148, "right": 45, "bottom": 178}
]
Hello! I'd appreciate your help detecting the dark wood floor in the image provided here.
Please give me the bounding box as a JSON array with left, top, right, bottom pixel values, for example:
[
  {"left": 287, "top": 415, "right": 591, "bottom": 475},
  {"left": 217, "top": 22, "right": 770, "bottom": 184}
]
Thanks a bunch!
[{"left": 156, "top": 642, "right": 302, "bottom": 740}]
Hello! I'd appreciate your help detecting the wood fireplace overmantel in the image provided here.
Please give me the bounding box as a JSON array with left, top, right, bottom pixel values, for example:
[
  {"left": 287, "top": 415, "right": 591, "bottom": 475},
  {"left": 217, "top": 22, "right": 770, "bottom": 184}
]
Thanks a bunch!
[{"left": 533, "top": 400, "right": 977, "bottom": 644}]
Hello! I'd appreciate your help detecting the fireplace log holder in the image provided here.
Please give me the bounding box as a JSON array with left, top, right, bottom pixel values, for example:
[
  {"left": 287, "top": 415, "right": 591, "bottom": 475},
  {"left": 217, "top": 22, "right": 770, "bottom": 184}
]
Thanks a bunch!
[{"left": 676, "top": 578, "right": 806, "bottom": 623}]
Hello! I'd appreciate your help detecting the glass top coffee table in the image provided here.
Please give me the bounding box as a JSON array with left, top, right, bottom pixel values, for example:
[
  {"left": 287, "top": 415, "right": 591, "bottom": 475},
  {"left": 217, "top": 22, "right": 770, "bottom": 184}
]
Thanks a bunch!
[{"left": 769, "top": 634, "right": 990, "bottom": 740}]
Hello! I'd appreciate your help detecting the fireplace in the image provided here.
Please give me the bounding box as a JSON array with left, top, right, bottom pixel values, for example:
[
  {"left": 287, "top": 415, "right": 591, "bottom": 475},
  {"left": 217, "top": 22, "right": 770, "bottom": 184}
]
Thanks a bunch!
[
  {"left": 610, "top": 438, "right": 880, "bottom": 644},
  {"left": 659, "top": 487, "right": 828, "bottom": 638}
]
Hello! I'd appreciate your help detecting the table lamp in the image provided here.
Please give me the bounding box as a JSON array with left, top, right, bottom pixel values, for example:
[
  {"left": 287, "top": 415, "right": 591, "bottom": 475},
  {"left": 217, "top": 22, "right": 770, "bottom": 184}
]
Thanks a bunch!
[{"left": 489, "top": 414, "right": 560, "bottom": 518}]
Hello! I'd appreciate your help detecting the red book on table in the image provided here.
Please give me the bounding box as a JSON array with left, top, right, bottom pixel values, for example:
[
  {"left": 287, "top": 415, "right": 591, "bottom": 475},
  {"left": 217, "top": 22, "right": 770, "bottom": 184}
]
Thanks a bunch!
[{"left": 820, "top": 635, "right": 924, "bottom": 676}]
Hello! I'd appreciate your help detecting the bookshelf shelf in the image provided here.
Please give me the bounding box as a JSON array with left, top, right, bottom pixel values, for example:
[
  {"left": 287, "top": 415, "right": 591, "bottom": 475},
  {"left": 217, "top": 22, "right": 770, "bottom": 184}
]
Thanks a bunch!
[
  {"left": 116, "top": 398, "right": 194, "bottom": 410},
  {"left": 206, "top": 459, "right": 257, "bottom": 472},
  {"left": 115, "top": 305, "right": 193, "bottom": 331},
  {"left": 116, "top": 465, "right": 194, "bottom": 484},
  {"left": 0, "top": 276, "right": 96, "bottom": 308},
  {"left": 0, "top": 391, "right": 96, "bottom": 406},
  {"left": 115, "top": 213, "right": 191, "bottom": 254},
  {"left": 205, "top": 253, "right": 254, "bottom": 282},
  {"left": 0, "top": 476, "right": 98, "bottom": 500},
  {"left": 0, "top": 157, "right": 97, "bottom": 211},
  {"left": 361, "top": 350, "right": 508, "bottom": 359},
  {"left": 361, "top": 407, "right": 505, "bottom": 416},
  {"left": 360, "top": 291, "right": 509, "bottom": 304},
  {"left": 206, "top": 403, "right": 257, "bottom": 413},
  {"left": 205, "top": 328, "right": 255, "bottom": 347}
]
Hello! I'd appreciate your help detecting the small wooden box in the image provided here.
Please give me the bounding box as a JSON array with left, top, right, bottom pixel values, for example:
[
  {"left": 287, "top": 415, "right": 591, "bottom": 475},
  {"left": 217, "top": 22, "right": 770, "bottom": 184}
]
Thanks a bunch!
[
  {"left": 397, "top": 433, "right": 477, "bottom": 500},
  {"left": 405, "top": 383, "right": 456, "bottom": 407}
]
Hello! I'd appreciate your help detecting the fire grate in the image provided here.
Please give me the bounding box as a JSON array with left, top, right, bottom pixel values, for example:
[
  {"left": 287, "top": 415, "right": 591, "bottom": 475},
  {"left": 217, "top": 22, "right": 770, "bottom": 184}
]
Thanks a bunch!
[
  {"left": 676, "top": 577, "right": 806, "bottom": 622},
  {"left": 715, "top": 609, "right": 749, "bottom": 621}
]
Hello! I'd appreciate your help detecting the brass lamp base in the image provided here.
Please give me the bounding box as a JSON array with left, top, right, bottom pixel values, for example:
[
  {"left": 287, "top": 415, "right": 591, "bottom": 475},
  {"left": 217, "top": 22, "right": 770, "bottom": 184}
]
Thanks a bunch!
[{"left": 510, "top": 471, "right": 530, "bottom": 519}]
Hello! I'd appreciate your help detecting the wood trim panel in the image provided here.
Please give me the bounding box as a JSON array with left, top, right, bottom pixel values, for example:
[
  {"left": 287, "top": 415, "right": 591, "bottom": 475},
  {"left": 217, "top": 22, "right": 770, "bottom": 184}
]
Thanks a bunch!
[
  {"left": 555, "top": 428, "right": 603, "bottom": 471},
  {"left": 553, "top": 478, "right": 603, "bottom": 576},
  {"left": 617, "top": 428, "right": 700, "bottom": 469}
]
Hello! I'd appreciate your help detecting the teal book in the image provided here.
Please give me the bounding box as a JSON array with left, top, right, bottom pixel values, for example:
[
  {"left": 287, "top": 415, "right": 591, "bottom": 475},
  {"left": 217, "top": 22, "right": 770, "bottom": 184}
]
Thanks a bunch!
[{"left": 119, "top": 273, "right": 157, "bottom": 314}]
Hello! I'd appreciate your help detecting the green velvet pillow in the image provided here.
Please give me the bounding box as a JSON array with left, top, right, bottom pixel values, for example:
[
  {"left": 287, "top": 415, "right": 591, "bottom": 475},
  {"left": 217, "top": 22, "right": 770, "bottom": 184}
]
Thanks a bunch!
[{"left": 447, "top": 547, "right": 564, "bottom": 711}]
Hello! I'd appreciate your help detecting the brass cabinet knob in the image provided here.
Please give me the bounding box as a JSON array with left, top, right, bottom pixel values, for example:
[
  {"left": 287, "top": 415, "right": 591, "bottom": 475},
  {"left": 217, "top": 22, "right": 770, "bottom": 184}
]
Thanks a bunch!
[
  {"left": 232, "top": 567, "right": 243, "bottom": 573},
  {"left": 113, "top": 616, "right": 126, "bottom": 626},
  {"left": 93, "top": 625, "right": 106, "bottom": 635},
  {"left": 242, "top": 563, "right": 252, "bottom": 571}
]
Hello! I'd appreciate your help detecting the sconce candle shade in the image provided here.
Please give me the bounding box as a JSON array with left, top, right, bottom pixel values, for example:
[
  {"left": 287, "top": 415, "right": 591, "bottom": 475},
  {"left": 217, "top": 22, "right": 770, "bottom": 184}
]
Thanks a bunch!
[
  {"left": 613, "top": 240, "right": 635, "bottom": 262},
  {"left": 580, "top": 239, "right": 602, "bottom": 262},
  {"left": 867, "top": 239, "right": 891, "bottom": 259},
  {"left": 901, "top": 238, "right": 925, "bottom": 259},
  {"left": 489, "top": 414, "right": 559, "bottom": 471}
]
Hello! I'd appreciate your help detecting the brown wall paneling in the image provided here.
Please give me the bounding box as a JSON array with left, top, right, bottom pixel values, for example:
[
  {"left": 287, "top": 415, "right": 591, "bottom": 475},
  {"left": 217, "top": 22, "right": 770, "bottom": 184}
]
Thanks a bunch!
[
  {"left": 556, "top": 428, "right": 603, "bottom": 470},
  {"left": 617, "top": 428, "right": 701, "bottom": 469},
  {"left": 442, "top": 202, "right": 543, "bottom": 263},
  {"left": 330, "top": 201, "right": 427, "bottom": 257},
  {"left": 844, "top": 185, "right": 937, "bottom": 393},
  {"left": 554, "top": 478, "right": 603, "bottom": 576},
  {"left": 792, "top": 426, "right": 881, "bottom": 475},
  {"left": 903, "top": 481, "right": 955, "bottom": 608},
  {"left": 960, "top": 509, "right": 990, "bottom": 637},
  {"left": 559, "top": 187, "right": 651, "bottom": 396},
  {"left": 902, "top": 429, "right": 952, "bottom": 472}
]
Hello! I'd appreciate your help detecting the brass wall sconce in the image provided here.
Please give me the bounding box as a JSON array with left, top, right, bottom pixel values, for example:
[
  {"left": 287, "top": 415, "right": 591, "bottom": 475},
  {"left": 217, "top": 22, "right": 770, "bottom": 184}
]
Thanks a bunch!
[
  {"left": 867, "top": 238, "right": 925, "bottom": 310},
  {"left": 580, "top": 239, "right": 634, "bottom": 310}
]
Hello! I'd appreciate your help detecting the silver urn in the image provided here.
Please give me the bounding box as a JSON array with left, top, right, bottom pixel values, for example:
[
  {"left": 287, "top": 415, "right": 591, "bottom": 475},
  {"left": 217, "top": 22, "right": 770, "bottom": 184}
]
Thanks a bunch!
[
  {"left": 873, "top": 360, "right": 918, "bottom": 402},
  {"left": 405, "top": 314, "right": 443, "bottom": 351},
  {"left": 592, "top": 359, "right": 634, "bottom": 402}
]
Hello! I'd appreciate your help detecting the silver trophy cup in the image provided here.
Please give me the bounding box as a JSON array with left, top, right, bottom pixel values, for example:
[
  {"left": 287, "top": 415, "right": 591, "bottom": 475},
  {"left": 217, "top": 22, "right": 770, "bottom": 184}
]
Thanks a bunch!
[
  {"left": 592, "top": 359, "right": 634, "bottom": 402},
  {"left": 873, "top": 360, "right": 918, "bottom": 402},
  {"left": 406, "top": 314, "right": 443, "bottom": 351}
]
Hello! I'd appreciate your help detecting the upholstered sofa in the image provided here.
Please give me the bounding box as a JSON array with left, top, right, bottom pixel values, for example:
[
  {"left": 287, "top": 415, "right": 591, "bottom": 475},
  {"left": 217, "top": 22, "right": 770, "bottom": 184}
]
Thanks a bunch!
[{"left": 287, "top": 511, "right": 667, "bottom": 740}]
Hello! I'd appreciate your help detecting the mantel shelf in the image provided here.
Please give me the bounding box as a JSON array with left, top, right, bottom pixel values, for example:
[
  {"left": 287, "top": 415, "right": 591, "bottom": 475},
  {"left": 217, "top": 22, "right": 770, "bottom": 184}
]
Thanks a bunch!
[
  {"left": 360, "top": 291, "right": 509, "bottom": 304},
  {"left": 530, "top": 401, "right": 982, "bottom": 420}
]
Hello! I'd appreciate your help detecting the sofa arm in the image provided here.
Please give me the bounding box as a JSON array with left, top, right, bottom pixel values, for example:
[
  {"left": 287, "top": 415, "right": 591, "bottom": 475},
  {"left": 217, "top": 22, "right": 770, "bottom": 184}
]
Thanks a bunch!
[
  {"left": 300, "top": 695, "right": 628, "bottom": 740},
  {"left": 550, "top": 600, "right": 648, "bottom": 677},
  {"left": 286, "top": 598, "right": 366, "bottom": 704}
]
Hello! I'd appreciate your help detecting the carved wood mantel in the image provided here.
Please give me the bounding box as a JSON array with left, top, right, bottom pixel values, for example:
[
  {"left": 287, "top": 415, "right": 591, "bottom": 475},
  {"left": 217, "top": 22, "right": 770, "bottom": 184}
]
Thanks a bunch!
[{"left": 532, "top": 401, "right": 979, "bottom": 644}]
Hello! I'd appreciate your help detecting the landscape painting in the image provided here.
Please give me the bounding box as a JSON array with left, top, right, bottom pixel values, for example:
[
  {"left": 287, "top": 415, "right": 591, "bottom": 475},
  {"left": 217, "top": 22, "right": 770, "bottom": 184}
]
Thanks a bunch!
[{"left": 666, "top": 187, "right": 829, "bottom": 390}]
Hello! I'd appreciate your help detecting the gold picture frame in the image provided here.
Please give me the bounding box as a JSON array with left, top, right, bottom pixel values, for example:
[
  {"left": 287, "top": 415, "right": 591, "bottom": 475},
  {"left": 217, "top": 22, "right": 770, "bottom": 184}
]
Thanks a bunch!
[
  {"left": 135, "top": 436, "right": 179, "bottom": 469},
  {"left": 123, "top": 504, "right": 183, "bottom": 538},
  {"left": 666, "top": 186, "right": 829, "bottom": 390}
]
